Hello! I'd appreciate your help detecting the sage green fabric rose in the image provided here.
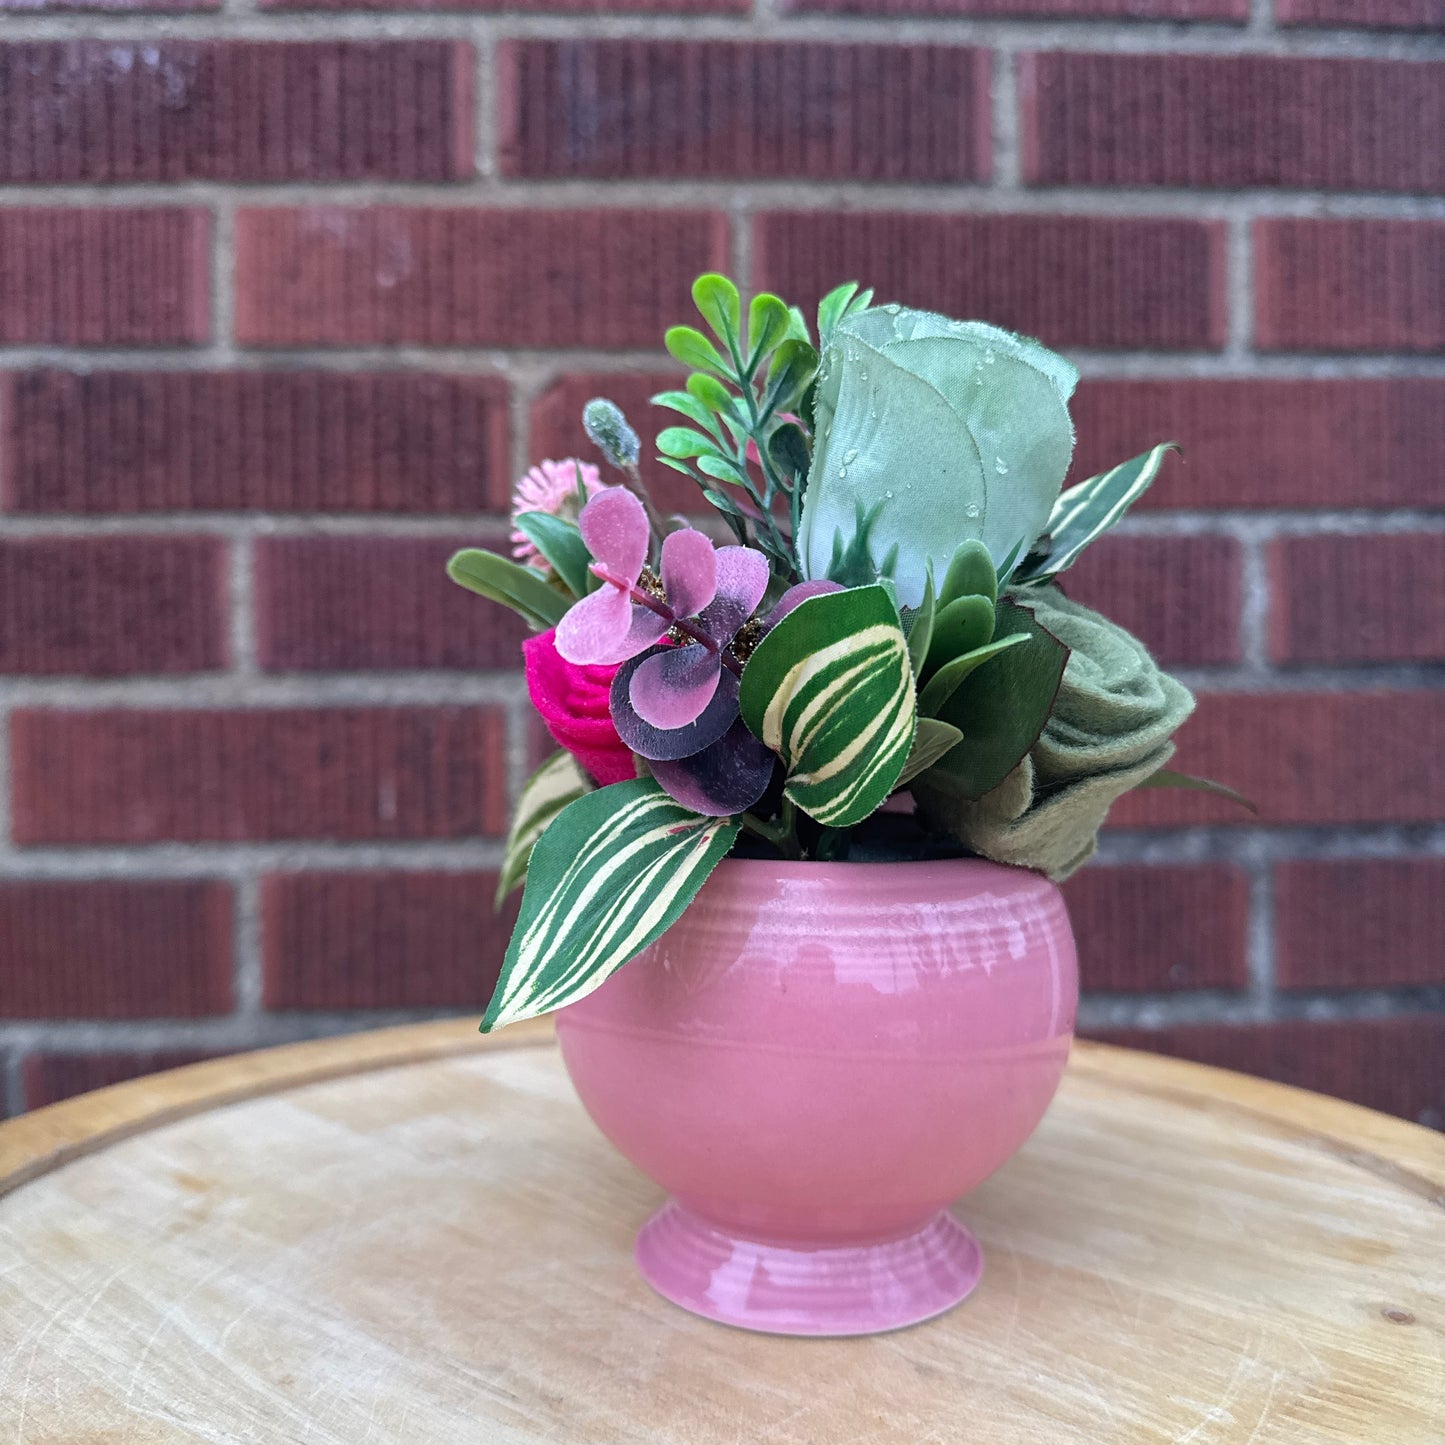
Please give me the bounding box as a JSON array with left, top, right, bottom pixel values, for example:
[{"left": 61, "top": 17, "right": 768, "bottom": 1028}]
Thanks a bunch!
[
  {"left": 801, "top": 307, "right": 1078, "bottom": 607},
  {"left": 915, "top": 587, "right": 1195, "bottom": 879}
]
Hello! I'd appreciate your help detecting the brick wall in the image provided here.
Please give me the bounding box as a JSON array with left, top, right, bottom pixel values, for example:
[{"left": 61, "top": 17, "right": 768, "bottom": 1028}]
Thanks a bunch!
[{"left": 0, "top": 0, "right": 1441, "bottom": 1128}]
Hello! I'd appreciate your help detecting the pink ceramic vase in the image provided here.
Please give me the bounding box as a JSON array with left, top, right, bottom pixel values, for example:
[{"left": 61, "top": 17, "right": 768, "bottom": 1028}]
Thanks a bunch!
[{"left": 555, "top": 856, "right": 1078, "bottom": 1336}]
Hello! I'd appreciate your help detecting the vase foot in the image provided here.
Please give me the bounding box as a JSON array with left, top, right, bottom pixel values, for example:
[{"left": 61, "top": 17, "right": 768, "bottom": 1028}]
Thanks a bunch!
[{"left": 635, "top": 1203, "right": 982, "bottom": 1337}]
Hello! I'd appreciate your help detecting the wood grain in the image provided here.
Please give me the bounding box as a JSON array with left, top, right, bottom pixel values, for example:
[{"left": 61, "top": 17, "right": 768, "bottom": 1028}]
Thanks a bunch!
[{"left": 0, "top": 1023, "right": 1441, "bottom": 1443}]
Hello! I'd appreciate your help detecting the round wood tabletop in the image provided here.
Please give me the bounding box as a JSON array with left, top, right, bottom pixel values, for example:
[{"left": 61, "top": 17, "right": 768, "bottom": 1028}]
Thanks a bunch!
[{"left": 1, "top": 1021, "right": 1441, "bottom": 1443}]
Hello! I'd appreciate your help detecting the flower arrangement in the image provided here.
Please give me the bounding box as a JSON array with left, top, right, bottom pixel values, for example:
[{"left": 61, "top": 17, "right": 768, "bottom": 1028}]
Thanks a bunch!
[{"left": 450, "top": 275, "right": 1240, "bottom": 1032}]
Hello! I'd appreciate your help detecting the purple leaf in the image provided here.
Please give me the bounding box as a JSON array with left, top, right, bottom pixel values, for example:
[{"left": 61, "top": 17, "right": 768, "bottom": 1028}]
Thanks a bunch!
[
  {"left": 659, "top": 528, "right": 718, "bottom": 620},
  {"left": 650, "top": 718, "right": 777, "bottom": 816},
  {"left": 766, "top": 579, "right": 844, "bottom": 628},
  {"left": 579, "top": 486, "right": 649, "bottom": 581},
  {"left": 611, "top": 650, "right": 741, "bottom": 761},
  {"left": 555, "top": 584, "right": 668, "bottom": 666},
  {"left": 629, "top": 642, "right": 721, "bottom": 730},
  {"left": 698, "top": 546, "right": 771, "bottom": 642}
]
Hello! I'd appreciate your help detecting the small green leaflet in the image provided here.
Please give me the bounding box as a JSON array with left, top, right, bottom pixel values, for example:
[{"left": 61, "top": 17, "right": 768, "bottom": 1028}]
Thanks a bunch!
[
  {"left": 917, "top": 633, "right": 1029, "bottom": 717},
  {"left": 494, "top": 751, "right": 590, "bottom": 908},
  {"left": 738, "top": 583, "right": 916, "bottom": 828},
  {"left": 447, "top": 548, "right": 569, "bottom": 630},
  {"left": 482, "top": 779, "right": 739, "bottom": 1032},
  {"left": 1014, "top": 443, "right": 1179, "bottom": 585}
]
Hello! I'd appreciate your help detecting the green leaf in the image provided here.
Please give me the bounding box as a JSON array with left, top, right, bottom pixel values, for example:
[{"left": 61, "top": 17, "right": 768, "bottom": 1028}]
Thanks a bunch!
[
  {"left": 768, "top": 421, "right": 811, "bottom": 485},
  {"left": 905, "top": 568, "right": 936, "bottom": 679},
  {"left": 686, "top": 371, "right": 735, "bottom": 413},
  {"left": 692, "top": 274, "right": 742, "bottom": 346},
  {"left": 995, "top": 538, "right": 1025, "bottom": 588},
  {"left": 511, "top": 512, "right": 592, "bottom": 600},
  {"left": 917, "top": 632, "right": 1029, "bottom": 717},
  {"left": 895, "top": 718, "right": 963, "bottom": 789},
  {"left": 763, "top": 339, "right": 820, "bottom": 415},
  {"left": 651, "top": 389, "right": 724, "bottom": 441},
  {"left": 1014, "top": 444, "right": 1180, "bottom": 585},
  {"left": 926, "top": 598, "right": 1069, "bottom": 799},
  {"left": 1136, "top": 768, "right": 1257, "bottom": 814},
  {"left": 446, "top": 548, "right": 569, "bottom": 630},
  {"left": 483, "top": 778, "right": 740, "bottom": 1031},
  {"left": 784, "top": 304, "right": 811, "bottom": 345},
  {"left": 656, "top": 425, "right": 726, "bottom": 461},
  {"left": 665, "top": 326, "right": 730, "bottom": 377},
  {"left": 747, "top": 293, "right": 793, "bottom": 369},
  {"left": 940, "top": 539, "right": 997, "bottom": 609},
  {"left": 802, "top": 309, "right": 1077, "bottom": 607},
  {"left": 696, "top": 452, "right": 752, "bottom": 487},
  {"left": 495, "top": 751, "right": 590, "bottom": 908},
  {"left": 817, "top": 282, "right": 861, "bottom": 346},
  {"left": 739, "top": 583, "right": 916, "bottom": 828},
  {"left": 923, "top": 593, "right": 996, "bottom": 676}
]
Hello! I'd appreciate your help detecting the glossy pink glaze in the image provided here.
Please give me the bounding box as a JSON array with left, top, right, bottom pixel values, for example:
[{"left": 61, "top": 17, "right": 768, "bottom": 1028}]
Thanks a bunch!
[{"left": 555, "top": 857, "right": 1078, "bottom": 1336}]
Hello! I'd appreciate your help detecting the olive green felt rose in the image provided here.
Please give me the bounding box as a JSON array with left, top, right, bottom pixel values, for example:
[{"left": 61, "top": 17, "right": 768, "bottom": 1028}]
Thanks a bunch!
[{"left": 915, "top": 587, "right": 1195, "bottom": 879}]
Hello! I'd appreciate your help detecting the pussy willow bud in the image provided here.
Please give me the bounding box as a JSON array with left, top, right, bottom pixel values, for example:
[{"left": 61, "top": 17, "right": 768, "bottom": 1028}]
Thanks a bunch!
[{"left": 582, "top": 397, "right": 641, "bottom": 471}]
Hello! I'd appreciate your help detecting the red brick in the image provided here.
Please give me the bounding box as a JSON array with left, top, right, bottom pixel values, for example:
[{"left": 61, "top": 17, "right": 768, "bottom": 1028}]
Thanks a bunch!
[
  {"left": 1255, "top": 220, "right": 1445, "bottom": 353},
  {"left": 1064, "top": 864, "right": 1249, "bottom": 992},
  {"left": 1069, "top": 378, "right": 1445, "bottom": 511},
  {"left": 791, "top": 0, "right": 1243, "bottom": 15},
  {"left": 499, "top": 41, "right": 990, "bottom": 182},
  {"left": 1268, "top": 534, "right": 1445, "bottom": 666},
  {"left": 0, "top": 42, "right": 473, "bottom": 184},
  {"left": 263, "top": 871, "right": 514, "bottom": 1010},
  {"left": 753, "top": 212, "right": 1226, "bottom": 351},
  {"left": 1277, "top": 0, "right": 1444, "bottom": 27},
  {"left": 10, "top": 708, "right": 508, "bottom": 844},
  {"left": 1107, "top": 692, "right": 1445, "bottom": 829},
  {"left": 1020, "top": 54, "right": 1445, "bottom": 194},
  {"left": 2, "top": 371, "right": 510, "bottom": 513},
  {"left": 264, "top": 0, "right": 745, "bottom": 10},
  {"left": 1276, "top": 860, "right": 1445, "bottom": 991},
  {"left": 234, "top": 208, "right": 728, "bottom": 348},
  {"left": 0, "top": 536, "right": 226, "bottom": 675},
  {"left": 0, "top": 879, "right": 232, "bottom": 1019},
  {"left": 1086, "top": 1016, "right": 1445, "bottom": 1127},
  {"left": 0, "top": 209, "right": 209, "bottom": 346},
  {"left": 256, "top": 535, "right": 529, "bottom": 672},
  {"left": 528, "top": 371, "right": 702, "bottom": 514},
  {"left": 1062, "top": 534, "right": 1242, "bottom": 667},
  {"left": 23, "top": 1050, "right": 220, "bottom": 1112}
]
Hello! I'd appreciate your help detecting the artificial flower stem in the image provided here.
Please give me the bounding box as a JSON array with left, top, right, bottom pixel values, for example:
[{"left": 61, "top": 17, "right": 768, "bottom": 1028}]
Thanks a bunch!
[
  {"left": 620, "top": 459, "right": 670, "bottom": 551},
  {"left": 590, "top": 565, "right": 745, "bottom": 679},
  {"left": 738, "top": 807, "right": 803, "bottom": 860}
]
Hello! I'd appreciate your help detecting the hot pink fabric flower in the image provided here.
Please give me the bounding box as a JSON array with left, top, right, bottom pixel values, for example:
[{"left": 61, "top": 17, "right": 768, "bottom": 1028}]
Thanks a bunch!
[
  {"left": 510, "top": 459, "right": 604, "bottom": 572},
  {"left": 522, "top": 628, "right": 634, "bottom": 787}
]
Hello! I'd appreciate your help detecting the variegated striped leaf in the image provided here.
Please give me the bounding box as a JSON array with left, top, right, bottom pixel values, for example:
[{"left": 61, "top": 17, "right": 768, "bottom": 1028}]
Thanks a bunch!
[
  {"left": 738, "top": 583, "right": 916, "bottom": 828},
  {"left": 482, "top": 778, "right": 739, "bottom": 1032},
  {"left": 1014, "top": 443, "right": 1179, "bottom": 585},
  {"left": 494, "top": 750, "right": 589, "bottom": 908}
]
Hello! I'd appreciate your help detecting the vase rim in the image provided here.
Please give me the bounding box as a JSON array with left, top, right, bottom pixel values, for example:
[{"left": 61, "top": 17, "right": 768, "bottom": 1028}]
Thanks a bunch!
[{"left": 712, "top": 854, "right": 1046, "bottom": 881}]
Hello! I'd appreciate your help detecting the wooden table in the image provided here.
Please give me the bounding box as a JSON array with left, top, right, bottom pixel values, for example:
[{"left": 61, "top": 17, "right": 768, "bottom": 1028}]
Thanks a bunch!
[{"left": 1, "top": 1021, "right": 1442, "bottom": 1443}]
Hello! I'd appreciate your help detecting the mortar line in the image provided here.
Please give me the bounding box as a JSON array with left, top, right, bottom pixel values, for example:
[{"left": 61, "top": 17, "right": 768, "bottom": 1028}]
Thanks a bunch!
[
  {"left": 474, "top": 19, "right": 499, "bottom": 181},
  {"left": 226, "top": 534, "right": 258, "bottom": 677},
  {"left": 1245, "top": 840, "right": 1278, "bottom": 1010},
  {"left": 1, "top": 14, "right": 1442, "bottom": 60},
  {"left": 211, "top": 196, "right": 237, "bottom": 358},
  {"left": 1225, "top": 212, "right": 1254, "bottom": 362},
  {"left": 1, "top": 1051, "right": 26, "bottom": 1118},
  {"left": 232, "top": 873, "right": 264, "bottom": 1019},
  {"left": 1236, "top": 528, "right": 1273, "bottom": 670},
  {"left": 992, "top": 44, "right": 1021, "bottom": 190}
]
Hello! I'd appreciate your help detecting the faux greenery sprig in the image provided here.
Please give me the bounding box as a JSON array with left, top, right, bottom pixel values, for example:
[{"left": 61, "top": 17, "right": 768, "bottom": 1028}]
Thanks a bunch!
[{"left": 447, "top": 272, "right": 1244, "bottom": 1031}]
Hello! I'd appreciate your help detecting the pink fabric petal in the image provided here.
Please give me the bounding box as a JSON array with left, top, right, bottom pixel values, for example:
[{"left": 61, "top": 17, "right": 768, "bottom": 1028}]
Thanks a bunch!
[
  {"left": 629, "top": 643, "right": 722, "bottom": 731},
  {"left": 578, "top": 486, "right": 649, "bottom": 582},
  {"left": 659, "top": 528, "right": 718, "bottom": 620},
  {"left": 522, "top": 629, "right": 634, "bottom": 787},
  {"left": 555, "top": 584, "right": 638, "bottom": 666},
  {"left": 698, "top": 545, "right": 771, "bottom": 641}
]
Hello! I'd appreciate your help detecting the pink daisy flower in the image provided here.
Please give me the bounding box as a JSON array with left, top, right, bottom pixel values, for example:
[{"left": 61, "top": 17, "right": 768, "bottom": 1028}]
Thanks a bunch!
[{"left": 510, "top": 459, "right": 605, "bottom": 572}]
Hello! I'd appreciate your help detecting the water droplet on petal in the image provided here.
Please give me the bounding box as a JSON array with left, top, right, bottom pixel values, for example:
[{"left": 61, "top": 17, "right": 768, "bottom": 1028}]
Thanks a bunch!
[
  {"left": 994, "top": 457, "right": 1008, "bottom": 475},
  {"left": 838, "top": 467, "right": 847, "bottom": 479},
  {"left": 885, "top": 304, "right": 901, "bottom": 315},
  {"left": 984, "top": 349, "right": 996, "bottom": 365},
  {"left": 884, "top": 489, "right": 894, "bottom": 499},
  {"left": 844, "top": 448, "right": 859, "bottom": 464},
  {"left": 965, "top": 503, "right": 981, "bottom": 519}
]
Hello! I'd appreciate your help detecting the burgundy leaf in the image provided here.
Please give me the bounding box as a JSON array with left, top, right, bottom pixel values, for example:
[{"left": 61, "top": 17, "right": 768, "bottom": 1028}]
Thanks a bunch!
[
  {"left": 697, "top": 545, "right": 771, "bottom": 643},
  {"left": 650, "top": 718, "right": 777, "bottom": 817},
  {"left": 629, "top": 642, "right": 722, "bottom": 731},
  {"left": 766, "top": 579, "right": 845, "bottom": 628},
  {"left": 611, "top": 650, "right": 741, "bottom": 761}
]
